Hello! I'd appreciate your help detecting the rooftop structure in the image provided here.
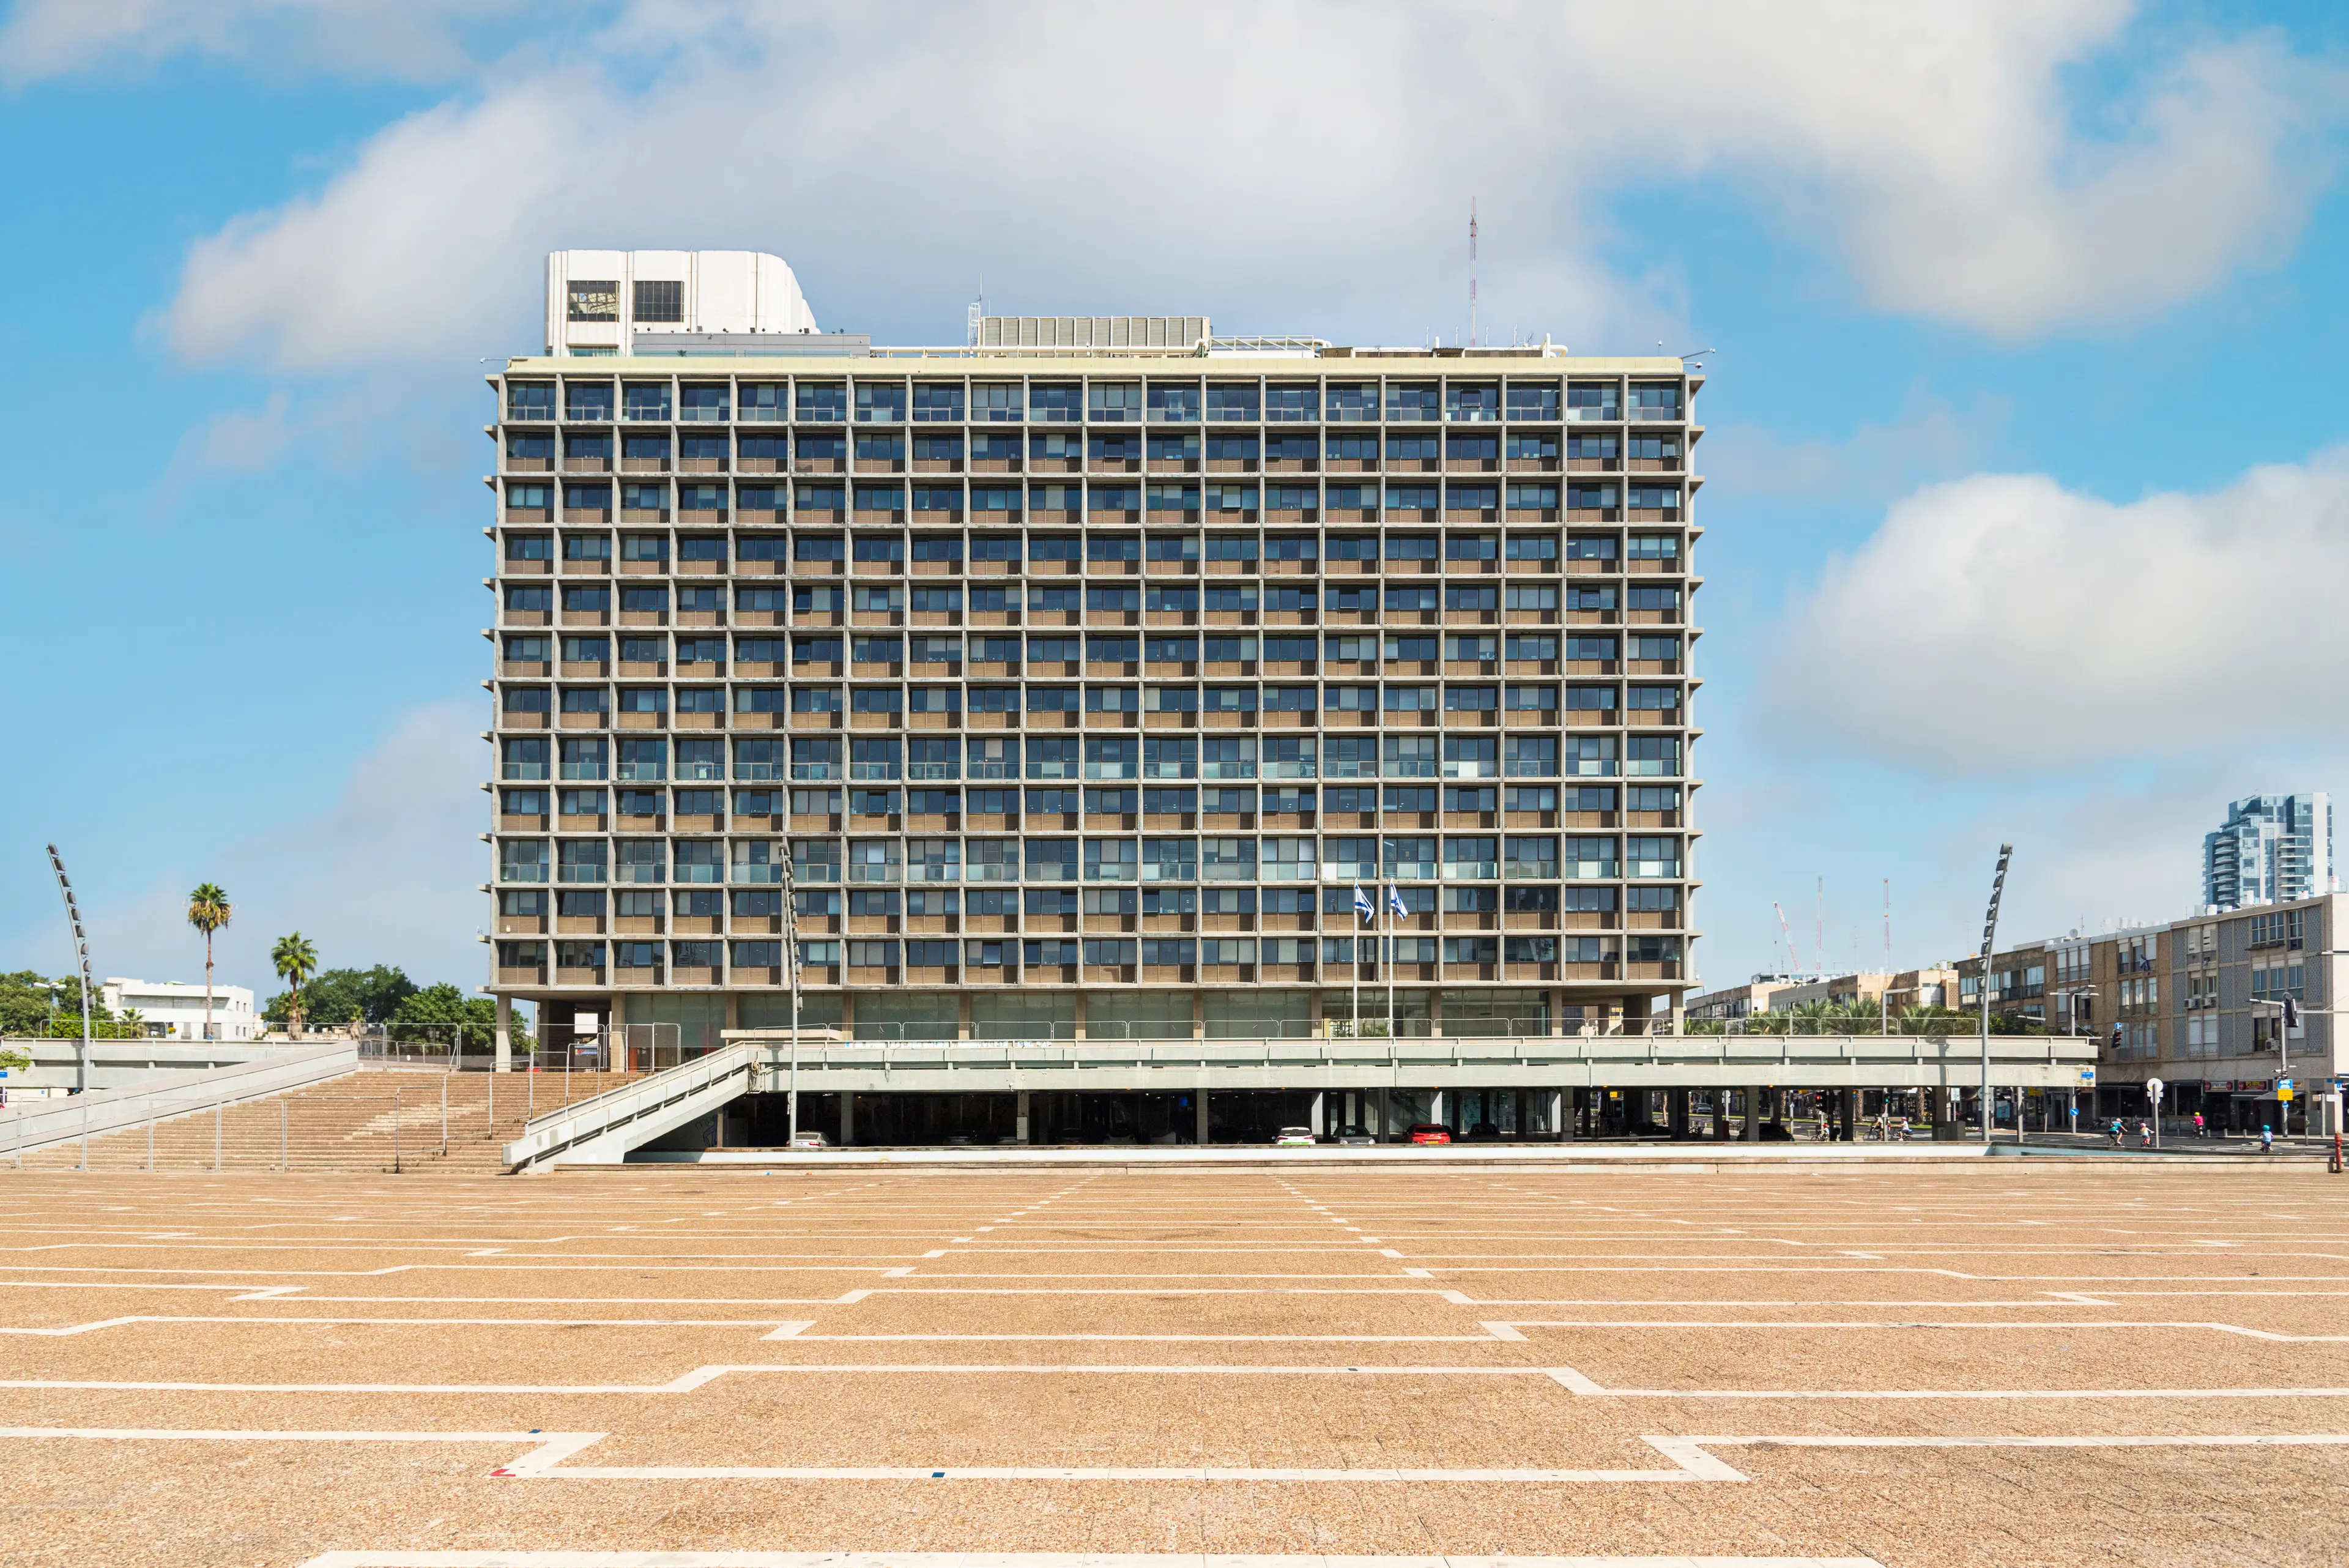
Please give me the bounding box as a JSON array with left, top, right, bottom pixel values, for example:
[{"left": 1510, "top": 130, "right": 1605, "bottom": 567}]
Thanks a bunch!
[{"left": 546, "top": 251, "right": 819, "bottom": 359}]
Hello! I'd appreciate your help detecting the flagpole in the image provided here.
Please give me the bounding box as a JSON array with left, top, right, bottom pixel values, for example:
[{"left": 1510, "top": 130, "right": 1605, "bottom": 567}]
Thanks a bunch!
[
  {"left": 1384, "top": 841, "right": 1396, "bottom": 1041},
  {"left": 1350, "top": 888, "right": 1360, "bottom": 1038}
]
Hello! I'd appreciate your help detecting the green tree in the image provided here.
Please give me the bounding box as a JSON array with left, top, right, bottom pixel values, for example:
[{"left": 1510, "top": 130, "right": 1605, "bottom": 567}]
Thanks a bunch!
[
  {"left": 1787, "top": 999, "right": 1840, "bottom": 1036},
  {"left": 186, "top": 883, "right": 232, "bottom": 1041},
  {"left": 270, "top": 965, "right": 416, "bottom": 1028},
  {"left": 0, "top": 970, "right": 60, "bottom": 1038},
  {"left": 389, "top": 983, "right": 505, "bottom": 1053},
  {"left": 270, "top": 932, "right": 319, "bottom": 1034},
  {"left": 1895, "top": 1003, "right": 1970, "bottom": 1037}
]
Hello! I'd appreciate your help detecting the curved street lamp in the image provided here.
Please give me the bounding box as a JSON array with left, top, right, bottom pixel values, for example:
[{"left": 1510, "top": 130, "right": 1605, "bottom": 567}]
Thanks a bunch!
[{"left": 45, "top": 844, "right": 94, "bottom": 1094}]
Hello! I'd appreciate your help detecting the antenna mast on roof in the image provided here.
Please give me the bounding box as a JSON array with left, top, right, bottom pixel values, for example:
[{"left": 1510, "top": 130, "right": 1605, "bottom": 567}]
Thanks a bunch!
[{"left": 1468, "top": 199, "right": 1479, "bottom": 348}]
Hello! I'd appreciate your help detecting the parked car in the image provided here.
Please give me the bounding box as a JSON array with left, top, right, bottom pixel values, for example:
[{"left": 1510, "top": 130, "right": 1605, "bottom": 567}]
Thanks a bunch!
[
  {"left": 1274, "top": 1126, "right": 1316, "bottom": 1147},
  {"left": 1406, "top": 1123, "right": 1452, "bottom": 1146},
  {"left": 787, "top": 1131, "right": 828, "bottom": 1150},
  {"left": 1331, "top": 1124, "right": 1378, "bottom": 1145}
]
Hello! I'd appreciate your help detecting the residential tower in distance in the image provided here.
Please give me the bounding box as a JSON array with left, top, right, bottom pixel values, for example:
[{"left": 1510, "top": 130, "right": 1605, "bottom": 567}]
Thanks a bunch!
[{"left": 2203, "top": 792, "right": 2333, "bottom": 909}]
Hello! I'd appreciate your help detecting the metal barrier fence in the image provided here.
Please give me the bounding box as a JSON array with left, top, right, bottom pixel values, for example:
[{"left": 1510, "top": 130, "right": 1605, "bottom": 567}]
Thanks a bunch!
[{"left": 0, "top": 1043, "right": 359, "bottom": 1161}]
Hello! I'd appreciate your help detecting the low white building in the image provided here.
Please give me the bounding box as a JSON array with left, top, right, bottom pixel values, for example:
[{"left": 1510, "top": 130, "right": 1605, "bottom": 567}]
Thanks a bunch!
[{"left": 98, "top": 978, "right": 258, "bottom": 1041}]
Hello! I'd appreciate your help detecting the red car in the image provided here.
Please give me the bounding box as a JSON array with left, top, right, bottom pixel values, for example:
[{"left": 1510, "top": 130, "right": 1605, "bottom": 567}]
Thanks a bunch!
[{"left": 1406, "top": 1123, "right": 1452, "bottom": 1146}]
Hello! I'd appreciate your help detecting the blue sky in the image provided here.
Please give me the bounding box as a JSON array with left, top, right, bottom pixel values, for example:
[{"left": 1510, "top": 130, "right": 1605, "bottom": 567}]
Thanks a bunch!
[{"left": 5, "top": 1, "right": 2349, "bottom": 1003}]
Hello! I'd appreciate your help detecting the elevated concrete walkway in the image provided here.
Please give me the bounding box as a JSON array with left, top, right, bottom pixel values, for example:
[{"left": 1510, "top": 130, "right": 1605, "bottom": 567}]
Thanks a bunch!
[{"left": 505, "top": 1031, "right": 2097, "bottom": 1171}]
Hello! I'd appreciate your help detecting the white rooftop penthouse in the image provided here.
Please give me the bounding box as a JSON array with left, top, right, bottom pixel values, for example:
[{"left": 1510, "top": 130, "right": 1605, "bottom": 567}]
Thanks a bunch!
[{"left": 546, "top": 251, "right": 820, "bottom": 358}]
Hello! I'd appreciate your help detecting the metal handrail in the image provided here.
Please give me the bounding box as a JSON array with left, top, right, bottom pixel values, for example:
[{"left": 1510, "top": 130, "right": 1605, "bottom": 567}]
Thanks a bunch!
[{"left": 0, "top": 1042, "right": 358, "bottom": 1157}]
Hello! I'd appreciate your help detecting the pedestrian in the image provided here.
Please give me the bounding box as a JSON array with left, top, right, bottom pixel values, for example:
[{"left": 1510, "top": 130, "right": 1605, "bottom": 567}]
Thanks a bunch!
[
  {"left": 2107, "top": 1118, "right": 2124, "bottom": 1147},
  {"left": 2260, "top": 1125, "right": 2274, "bottom": 1154},
  {"left": 1873, "top": 1110, "right": 1889, "bottom": 1142}
]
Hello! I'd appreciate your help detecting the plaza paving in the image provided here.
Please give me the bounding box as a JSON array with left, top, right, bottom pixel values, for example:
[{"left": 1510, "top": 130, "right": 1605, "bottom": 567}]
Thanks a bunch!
[{"left": 0, "top": 1164, "right": 2343, "bottom": 1566}]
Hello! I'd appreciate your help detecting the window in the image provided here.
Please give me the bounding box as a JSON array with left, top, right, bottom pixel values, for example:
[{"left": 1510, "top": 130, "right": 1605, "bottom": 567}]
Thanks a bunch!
[{"left": 1625, "top": 835, "right": 1680, "bottom": 878}]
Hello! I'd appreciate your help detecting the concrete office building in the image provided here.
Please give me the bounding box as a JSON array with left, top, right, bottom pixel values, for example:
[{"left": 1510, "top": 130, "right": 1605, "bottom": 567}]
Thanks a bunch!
[
  {"left": 1753, "top": 966, "right": 1959, "bottom": 1016},
  {"left": 2203, "top": 792, "right": 2333, "bottom": 909},
  {"left": 1960, "top": 894, "right": 2345, "bottom": 1135},
  {"left": 1682, "top": 975, "right": 1806, "bottom": 1024},
  {"left": 483, "top": 251, "right": 1707, "bottom": 1081}
]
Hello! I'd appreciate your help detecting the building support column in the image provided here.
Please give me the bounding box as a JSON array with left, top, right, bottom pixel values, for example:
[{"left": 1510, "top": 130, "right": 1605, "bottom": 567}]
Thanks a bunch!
[
  {"left": 1192, "top": 991, "right": 1205, "bottom": 1041},
  {"left": 1196, "top": 1092, "right": 1211, "bottom": 1146},
  {"left": 494, "top": 994, "right": 513, "bottom": 1074},
  {"left": 1015, "top": 1090, "right": 1031, "bottom": 1145},
  {"left": 1554, "top": 1089, "right": 1570, "bottom": 1142},
  {"left": 839, "top": 1091, "right": 855, "bottom": 1148},
  {"left": 1667, "top": 1088, "right": 1688, "bottom": 1140},
  {"left": 956, "top": 993, "right": 972, "bottom": 1042},
  {"left": 1713, "top": 1088, "right": 1732, "bottom": 1139},
  {"left": 1745, "top": 1087, "right": 1764, "bottom": 1142},
  {"left": 1310, "top": 1091, "right": 1324, "bottom": 1137},
  {"left": 1838, "top": 1087, "right": 1856, "bottom": 1141}
]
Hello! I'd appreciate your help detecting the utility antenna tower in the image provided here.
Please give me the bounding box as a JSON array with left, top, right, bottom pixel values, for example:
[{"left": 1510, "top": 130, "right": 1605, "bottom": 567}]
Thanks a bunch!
[
  {"left": 1468, "top": 199, "right": 1479, "bottom": 347},
  {"left": 1773, "top": 902, "right": 1802, "bottom": 973}
]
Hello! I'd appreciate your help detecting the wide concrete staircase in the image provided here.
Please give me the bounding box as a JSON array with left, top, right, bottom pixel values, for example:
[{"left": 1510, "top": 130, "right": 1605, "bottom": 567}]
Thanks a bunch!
[{"left": 13, "top": 1069, "right": 641, "bottom": 1175}]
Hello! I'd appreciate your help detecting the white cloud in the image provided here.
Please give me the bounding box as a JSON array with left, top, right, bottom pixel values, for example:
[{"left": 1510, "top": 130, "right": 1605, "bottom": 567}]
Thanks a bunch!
[
  {"left": 151, "top": 1, "right": 2341, "bottom": 373},
  {"left": 0, "top": 0, "right": 514, "bottom": 83},
  {"left": 82, "top": 699, "right": 491, "bottom": 997},
  {"left": 1703, "top": 390, "right": 2012, "bottom": 506},
  {"left": 1770, "top": 449, "right": 2349, "bottom": 774}
]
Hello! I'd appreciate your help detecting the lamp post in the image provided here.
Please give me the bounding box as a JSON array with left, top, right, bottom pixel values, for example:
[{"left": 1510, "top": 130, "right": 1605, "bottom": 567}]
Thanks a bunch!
[
  {"left": 2063, "top": 987, "right": 2098, "bottom": 1137},
  {"left": 1879, "top": 985, "right": 1918, "bottom": 1128},
  {"left": 1978, "top": 844, "right": 2013, "bottom": 1142},
  {"left": 45, "top": 845, "right": 94, "bottom": 1095},
  {"left": 2251, "top": 997, "right": 2299, "bottom": 1137},
  {"left": 783, "top": 847, "right": 801, "bottom": 1146}
]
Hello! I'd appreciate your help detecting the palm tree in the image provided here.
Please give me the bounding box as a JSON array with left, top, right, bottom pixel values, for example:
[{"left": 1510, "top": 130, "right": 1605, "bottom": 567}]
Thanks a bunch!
[
  {"left": 186, "top": 883, "right": 232, "bottom": 1041},
  {"left": 271, "top": 932, "right": 319, "bottom": 1036}
]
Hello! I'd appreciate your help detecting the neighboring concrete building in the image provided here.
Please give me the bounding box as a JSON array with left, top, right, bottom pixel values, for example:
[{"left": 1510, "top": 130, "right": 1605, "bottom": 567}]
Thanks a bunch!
[
  {"left": 545, "top": 251, "right": 820, "bottom": 359},
  {"left": 1683, "top": 974, "right": 1805, "bottom": 1024},
  {"left": 1762, "top": 965, "right": 1959, "bottom": 1016},
  {"left": 2203, "top": 793, "right": 2333, "bottom": 908},
  {"left": 485, "top": 258, "right": 1706, "bottom": 1061},
  {"left": 1959, "top": 894, "right": 2345, "bottom": 1135},
  {"left": 98, "top": 978, "right": 259, "bottom": 1041}
]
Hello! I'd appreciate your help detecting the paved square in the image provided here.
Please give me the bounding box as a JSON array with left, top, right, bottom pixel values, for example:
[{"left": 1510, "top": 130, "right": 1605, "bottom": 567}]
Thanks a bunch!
[{"left": 1, "top": 1165, "right": 2344, "bottom": 1566}]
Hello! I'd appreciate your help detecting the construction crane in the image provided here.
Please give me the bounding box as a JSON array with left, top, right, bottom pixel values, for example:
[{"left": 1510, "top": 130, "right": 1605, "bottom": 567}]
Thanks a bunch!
[{"left": 1772, "top": 902, "right": 1803, "bottom": 974}]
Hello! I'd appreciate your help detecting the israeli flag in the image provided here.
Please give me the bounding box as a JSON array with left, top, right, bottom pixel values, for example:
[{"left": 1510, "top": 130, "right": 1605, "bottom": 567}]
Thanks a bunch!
[
  {"left": 1353, "top": 885, "right": 1375, "bottom": 923},
  {"left": 1388, "top": 883, "right": 1408, "bottom": 917}
]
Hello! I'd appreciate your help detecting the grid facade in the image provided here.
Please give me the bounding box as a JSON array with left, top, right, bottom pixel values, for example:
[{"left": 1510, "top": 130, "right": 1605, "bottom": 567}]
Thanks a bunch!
[{"left": 484, "top": 349, "right": 1703, "bottom": 1046}]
